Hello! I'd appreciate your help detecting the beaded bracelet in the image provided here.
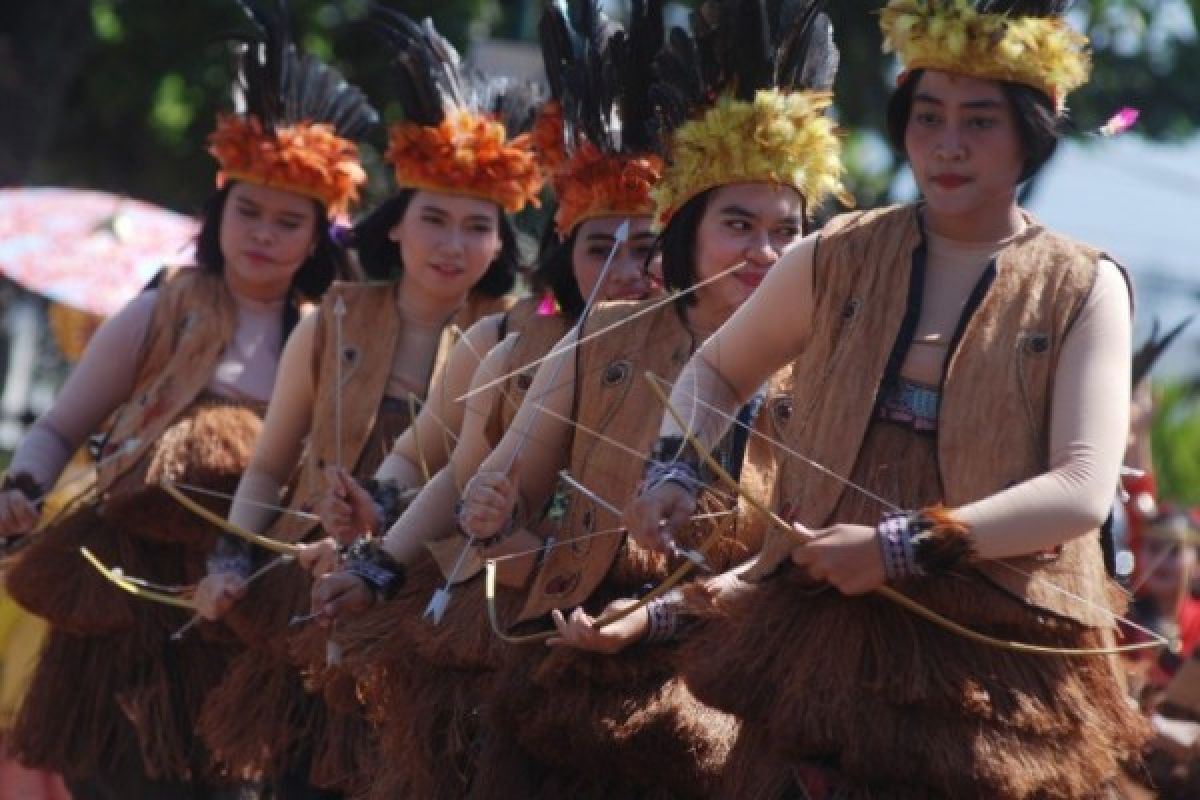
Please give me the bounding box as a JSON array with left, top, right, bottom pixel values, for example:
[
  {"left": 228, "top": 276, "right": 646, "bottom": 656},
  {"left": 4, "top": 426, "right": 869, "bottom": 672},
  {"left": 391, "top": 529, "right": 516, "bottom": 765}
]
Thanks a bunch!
[
  {"left": 641, "top": 435, "right": 712, "bottom": 498},
  {"left": 206, "top": 536, "right": 255, "bottom": 580},
  {"left": 360, "top": 478, "right": 406, "bottom": 534},
  {"left": 1, "top": 472, "right": 42, "bottom": 503},
  {"left": 875, "top": 507, "right": 973, "bottom": 581},
  {"left": 344, "top": 539, "right": 406, "bottom": 603},
  {"left": 643, "top": 588, "right": 686, "bottom": 644}
]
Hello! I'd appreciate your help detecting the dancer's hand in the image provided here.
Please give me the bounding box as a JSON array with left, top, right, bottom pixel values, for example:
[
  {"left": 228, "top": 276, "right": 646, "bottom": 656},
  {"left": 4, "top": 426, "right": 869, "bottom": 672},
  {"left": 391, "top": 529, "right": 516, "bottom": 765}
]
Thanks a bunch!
[
  {"left": 458, "top": 458, "right": 520, "bottom": 539},
  {"left": 295, "top": 537, "right": 340, "bottom": 577},
  {"left": 0, "top": 490, "right": 39, "bottom": 537},
  {"left": 791, "top": 523, "right": 883, "bottom": 595},
  {"left": 624, "top": 481, "right": 696, "bottom": 555},
  {"left": 546, "top": 598, "right": 649, "bottom": 654},
  {"left": 193, "top": 572, "right": 248, "bottom": 620},
  {"left": 318, "top": 466, "right": 377, "bottom": 544},
  {"left": 311, "top": 570, "right": 373, "bottom": 624}
]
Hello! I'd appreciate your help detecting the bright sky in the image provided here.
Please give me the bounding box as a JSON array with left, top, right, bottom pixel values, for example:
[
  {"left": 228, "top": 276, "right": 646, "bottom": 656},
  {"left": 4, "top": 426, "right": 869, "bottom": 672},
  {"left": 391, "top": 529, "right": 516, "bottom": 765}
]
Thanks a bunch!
[
  {"left": 893, "top": 134, "right": 1200, "bottom": 379},
  {"left": 1029, "top": 135, "right": 1200, "bottom": 378}
]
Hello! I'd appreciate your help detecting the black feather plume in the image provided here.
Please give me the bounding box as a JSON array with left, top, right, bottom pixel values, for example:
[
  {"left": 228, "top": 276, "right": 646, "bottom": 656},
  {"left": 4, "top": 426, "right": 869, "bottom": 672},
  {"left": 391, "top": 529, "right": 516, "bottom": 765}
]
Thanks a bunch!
[
  {"left": 650, "top": 0, "right": 837, "bottom": 143},
  {"left": 372, "top": 2, "right": 541, "bottom": 135},
  {"left": 1133, "top": 317, "right": 1194, "bottom": 388},
  {"left": 977, "top": 1, "right": 1075, "bottom": 16},
  {"left": 539, "top": 0, "right": 665, "bottom": 156},
  {"left": 230, "top": 0, "right": 377, "bottom": 139}
]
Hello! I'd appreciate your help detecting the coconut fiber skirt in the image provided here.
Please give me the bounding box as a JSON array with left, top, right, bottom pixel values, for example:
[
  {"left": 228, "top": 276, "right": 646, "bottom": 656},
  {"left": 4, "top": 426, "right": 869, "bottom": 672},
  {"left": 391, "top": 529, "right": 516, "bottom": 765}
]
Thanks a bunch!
[
  {"left": 679, "top": 419, "right": 1147, "bottom": 799},
  {"left": 5, "top": 397, "right": 259, "bottom": 783}
]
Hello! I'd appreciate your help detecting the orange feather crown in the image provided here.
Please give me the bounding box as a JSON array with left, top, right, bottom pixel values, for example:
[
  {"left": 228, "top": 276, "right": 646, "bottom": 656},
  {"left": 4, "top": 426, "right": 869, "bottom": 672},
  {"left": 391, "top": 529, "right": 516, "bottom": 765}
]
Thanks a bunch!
[
  {"left": 209, "top": 113, "right": 367, "bottom": 216},
  {"left": 384, "top": 108, "right": 544, "bottom": 215},
  {"left": 533, "top": 101, "right": 663, "bottom": 234}
]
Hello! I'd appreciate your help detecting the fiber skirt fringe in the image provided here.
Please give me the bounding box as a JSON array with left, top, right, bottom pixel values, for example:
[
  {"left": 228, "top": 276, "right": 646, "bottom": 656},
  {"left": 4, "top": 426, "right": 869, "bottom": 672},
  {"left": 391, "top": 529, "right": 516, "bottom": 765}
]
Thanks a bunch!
[
  {"left": 331, "top": 554, "right": 521, "bottom": 799},
  {"left": 476, "top": 638, "right": 736, "bottom": 800},
  {"left": 5, "top": 401, "right": 255, "bottom": 780},
  {"left": 199, "top": 550, "right": 373, "bottom": 794},
  {"left": 200, "top": 402, "right": 411, "bottom": 792},
  {"left": 681, "top": 567, "right": 1148, "bottom": 799}
]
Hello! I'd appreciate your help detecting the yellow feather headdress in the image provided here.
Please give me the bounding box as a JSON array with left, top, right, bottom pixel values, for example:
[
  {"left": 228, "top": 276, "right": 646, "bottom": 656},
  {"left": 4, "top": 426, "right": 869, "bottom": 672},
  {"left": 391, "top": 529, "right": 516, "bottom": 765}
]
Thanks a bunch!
[
  {"left": 653, "top": 89, "right": 847, "bottom": 227},
  {"left": 880, "top": 0, "right": 1091, "bottom": 113},
  {"left": 650, "top": 0, "right": 849, "bottom": 228}
]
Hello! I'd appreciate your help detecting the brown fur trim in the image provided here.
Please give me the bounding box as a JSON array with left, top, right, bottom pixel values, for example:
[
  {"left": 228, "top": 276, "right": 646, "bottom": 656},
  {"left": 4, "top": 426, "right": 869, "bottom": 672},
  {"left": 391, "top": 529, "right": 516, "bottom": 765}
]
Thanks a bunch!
[
  {"left": 222, "top": 562, "right": 311, "bottom": 653},
  {"left": 330, "top": 555, "right": 527, "bottom": 799},
  {"left": 308, "top": 702, "right": 374, "bottom": 795},
  {"left": 103, "top": 403, "right": 261, "bottom": 547},
  {"left": 286, "top": 625, "right": 375, "bottom": 795},
  {"left": 117, "top": 627, "right": 237, "bottom": 780},
  {"left": 682, "top": 568, "right": 1149, "bottom": 799},
  {"left": 363, "top": 650, "right": 490, "bottom": 800},
  {"left": 912, "top": 504, "right": 975, "bottom": 575}
]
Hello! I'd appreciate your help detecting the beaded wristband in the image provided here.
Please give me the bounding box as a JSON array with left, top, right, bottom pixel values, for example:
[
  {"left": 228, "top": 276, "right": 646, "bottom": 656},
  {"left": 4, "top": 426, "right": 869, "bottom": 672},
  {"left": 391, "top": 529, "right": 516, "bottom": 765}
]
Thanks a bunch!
[
  {"left": 1, "top": 472, "right": 42, "bottom": 503},
  {"left": 642, "top": 460, "right": 707, "bottom": 496},
  {"left": 644, "top": 589, "right": 685, "bottom": 644},
  {"left": 344, "top": 540, "right": 406, "bottom": 603},
  {"left": 642, "top": 434, "right": 713, "bottom": 497},
  {"left": 876, "top": 511, "right": 922, "bottom": 581},
  {"left": 360, "top": 478, "right": 406, "bottom": 534},
  {"left": 206, "top": 536, "right": 254, "bottom": 580},
  {"left": 875, "top": 507, "right": 973, "bottom": 582}
]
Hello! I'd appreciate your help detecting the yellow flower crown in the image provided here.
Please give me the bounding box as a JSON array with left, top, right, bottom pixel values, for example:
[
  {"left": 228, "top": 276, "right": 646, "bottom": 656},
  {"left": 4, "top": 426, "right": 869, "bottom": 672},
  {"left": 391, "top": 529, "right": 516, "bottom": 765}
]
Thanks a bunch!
[
  {"left": 652, "top": 89, "right": 848, "bottom": 228},
  {"left": 880, "top": 0, "right": 1091, "bottom": 112}
]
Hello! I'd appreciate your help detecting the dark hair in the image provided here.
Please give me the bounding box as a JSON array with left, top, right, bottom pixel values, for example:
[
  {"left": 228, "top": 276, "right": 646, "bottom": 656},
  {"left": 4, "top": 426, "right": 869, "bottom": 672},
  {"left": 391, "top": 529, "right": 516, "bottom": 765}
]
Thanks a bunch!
[
  {"left": 194, "top": 182, "right": 346, "bottom": 334},
  {"left": 529, "top": 223, "right": 585, "bottom": 319},
  {"left": 651, "top": 189, "right": 715, "bottom": 310},
  {"left": 351, "top": 189, "right": 520, "bottom": 297},
  {"left": 886, "top": 69, "right": 1060, "bottom": 184}
]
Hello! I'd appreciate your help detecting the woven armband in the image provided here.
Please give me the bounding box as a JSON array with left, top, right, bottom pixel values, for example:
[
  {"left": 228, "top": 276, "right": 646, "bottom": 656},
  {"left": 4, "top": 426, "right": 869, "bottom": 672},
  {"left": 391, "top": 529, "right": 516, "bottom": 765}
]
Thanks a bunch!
[{"left": 345, "top": 540, "right": 406, "bottom": 603}]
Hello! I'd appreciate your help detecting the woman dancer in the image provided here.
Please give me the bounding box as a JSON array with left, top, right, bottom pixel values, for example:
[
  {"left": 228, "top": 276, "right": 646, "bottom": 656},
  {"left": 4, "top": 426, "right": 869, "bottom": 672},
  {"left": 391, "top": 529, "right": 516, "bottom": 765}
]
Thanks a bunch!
[
  {"left": 628, "top": 1, "right": 1147, "bottom": 796},
  {"left": 0, "top": 1, "right": 374, "bottom": 794},
  {"left": 192, "top": 7, "right": 540, "bottom": 796}
]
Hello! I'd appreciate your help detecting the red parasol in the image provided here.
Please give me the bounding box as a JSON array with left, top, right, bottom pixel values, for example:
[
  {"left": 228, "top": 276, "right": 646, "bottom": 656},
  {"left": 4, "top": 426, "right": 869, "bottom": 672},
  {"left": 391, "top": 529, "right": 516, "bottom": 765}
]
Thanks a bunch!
[{"left": 0, "top": 187, "right": 198, "bottom": 317}]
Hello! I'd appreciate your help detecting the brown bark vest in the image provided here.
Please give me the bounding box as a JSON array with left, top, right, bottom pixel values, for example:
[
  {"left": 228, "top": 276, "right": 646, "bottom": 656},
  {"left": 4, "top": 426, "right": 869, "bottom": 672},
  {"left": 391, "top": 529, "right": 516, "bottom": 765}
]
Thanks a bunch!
[
  {"left": 96, "top": 268, "right": 239, "bottom": 499},
  {"left": 486, "top": 297, "right": 574, "bottom": 442},
  {"left": 516, "top": 300, "right": 785, "bottom": 623},
  {"left": 426, "top": 297, "right": 573, "bottom": 584},
  {"left": 269, "top": 283, "right": 513, "bottom": 543},
  {"left": 764, "top": 203, "right": 1123, "bottom": 629}
]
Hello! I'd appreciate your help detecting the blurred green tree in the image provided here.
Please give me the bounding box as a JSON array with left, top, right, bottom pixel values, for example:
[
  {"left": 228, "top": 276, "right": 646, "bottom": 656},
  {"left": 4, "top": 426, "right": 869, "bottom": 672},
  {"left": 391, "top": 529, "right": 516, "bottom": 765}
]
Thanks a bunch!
[{"left": 1151, "top": 378, "right": 1200, "bottom": 504}]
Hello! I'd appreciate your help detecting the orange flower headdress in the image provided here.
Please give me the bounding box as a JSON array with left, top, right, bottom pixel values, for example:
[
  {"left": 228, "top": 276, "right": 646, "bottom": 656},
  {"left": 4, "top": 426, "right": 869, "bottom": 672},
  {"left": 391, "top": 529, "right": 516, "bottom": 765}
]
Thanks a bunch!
[
  {"left": 651, "top": 0, "right": 849, "bottom": 227},
  {"left": 536, "top": 0, "right": 666, "bottom": 234},
  {"left": 373, "top": 8, "right": 543, "bottom": 214},
  {"left": 208, "top": 0, "right": 376, "bottom": 216}
]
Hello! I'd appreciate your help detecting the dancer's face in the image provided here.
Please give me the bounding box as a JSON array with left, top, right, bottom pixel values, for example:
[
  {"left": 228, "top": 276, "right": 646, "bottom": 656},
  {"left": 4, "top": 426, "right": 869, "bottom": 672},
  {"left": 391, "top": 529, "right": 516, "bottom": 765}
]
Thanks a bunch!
[
  {"left": 905, "top": 70, "right": 1023, "bottom": 226},
  {"left": 389, "top": 191, "right": 503, "bottom": 303},
  {"left": 220, "top": 182, "right": 319, "bottom": 300},
  {"left": 570, "top": 215, "right": 658, "bottom": 302},
  {"left": 691, "top": 182, "right": 804, "bottom": 321}
]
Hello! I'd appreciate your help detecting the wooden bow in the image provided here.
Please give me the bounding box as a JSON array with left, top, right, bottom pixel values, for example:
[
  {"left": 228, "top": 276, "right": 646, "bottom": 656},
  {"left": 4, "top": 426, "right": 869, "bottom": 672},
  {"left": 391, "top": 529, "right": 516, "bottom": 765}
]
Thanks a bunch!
[{"left": 645, "top": 371, "right": 1164, "bottom": 658}]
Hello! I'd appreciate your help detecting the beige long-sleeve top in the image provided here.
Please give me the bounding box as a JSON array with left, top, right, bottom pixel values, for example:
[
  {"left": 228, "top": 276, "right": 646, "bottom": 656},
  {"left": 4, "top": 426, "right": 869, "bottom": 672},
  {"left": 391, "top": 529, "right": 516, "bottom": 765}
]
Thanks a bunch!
[
  {"left": 664, "top": 222, "right": 1132, "bottom": 560},
  {"left": 10, "top": 285, "right": 286, "bottom": 491}
]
